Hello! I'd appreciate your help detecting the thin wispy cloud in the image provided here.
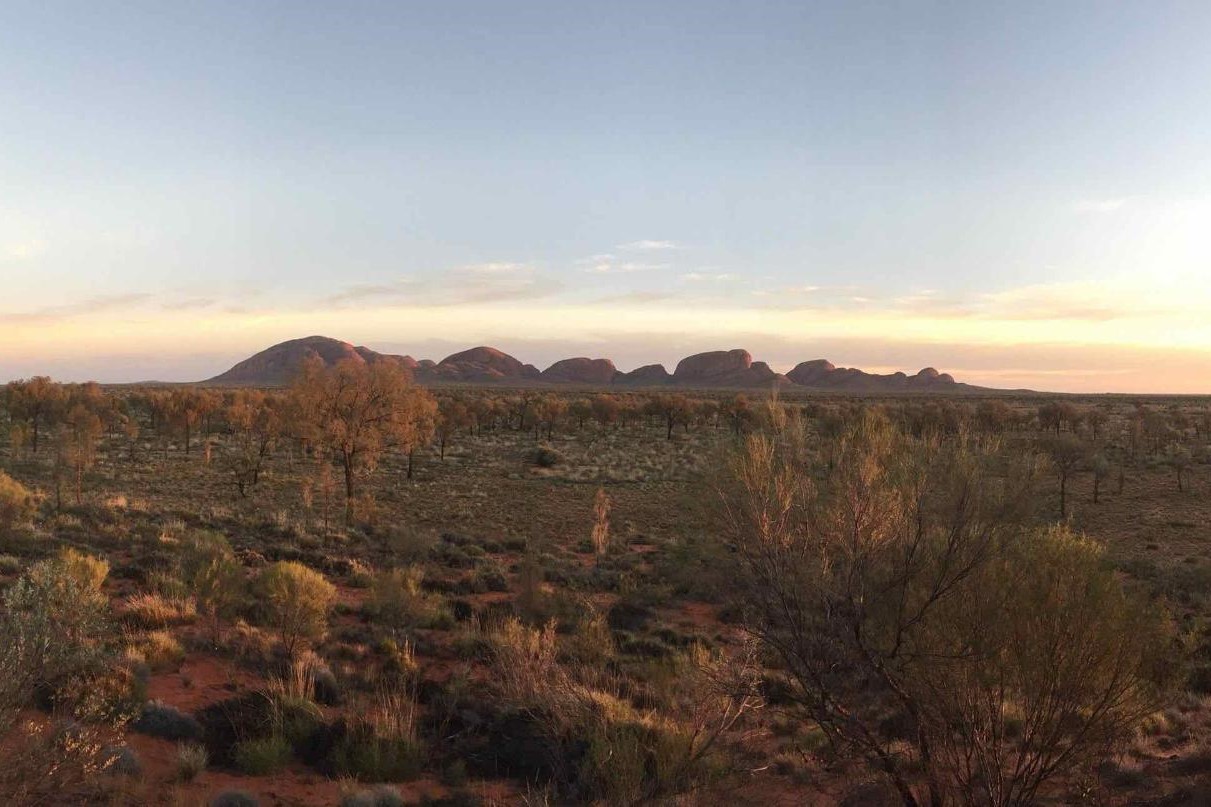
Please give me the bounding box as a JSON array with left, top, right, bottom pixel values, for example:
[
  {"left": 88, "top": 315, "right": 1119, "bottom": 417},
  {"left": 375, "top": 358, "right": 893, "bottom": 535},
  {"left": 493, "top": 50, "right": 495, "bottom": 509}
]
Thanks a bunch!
[
  {"left": 161, "top": 297, "right": 216, "bottom": 311},
  {"left": 681, "top": 272, "right": 735, "bottom": 281},
  {"left": 0, "top": 292, "right": 153, "bottom": 325},
  {"left": 1073, "top": 197, "right": 1130, "bottom": 213},
  {"left": 2, "top": 240, "right": 45, "bottom": 261},
  {"left": 584, "top": 261, "right": 670, "bottom": 274},
  {"left": 323, "top": 263, "right": 560, "bottom": 307},
  {"left": 616, "top": 239, "right": 680, "bottom": 251}
]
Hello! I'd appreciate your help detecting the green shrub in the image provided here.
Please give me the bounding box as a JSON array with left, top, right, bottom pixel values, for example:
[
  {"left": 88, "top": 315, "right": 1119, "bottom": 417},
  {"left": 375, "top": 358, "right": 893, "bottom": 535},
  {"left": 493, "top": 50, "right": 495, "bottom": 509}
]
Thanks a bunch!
[
  {"left": 253, "top": 561, "right": 336, "bottom": 659},
  {"left": 330, "top": 685, "right": 423, "bottom": 782},
  {"left": 330, "top": 729, "right": 424, "bottom": 782},
  {"left": 54, "top": 546, "right": 109, "bottom": 594},
  {"left": 210, "top": 791, "right": 259, "bottom": 807},
  {"left": 234, "top": 734, "right": 292, "bottom": 775},
  {"left": 532, "top": 446, "right": 564, "bottom": 468},
  {"left": 341, "top": 785, "right": 405, "bottom": 807},
  {"left": 181, "top": 530, "right": 245, "bottom": 640},
  {"left": 366, "top": 566, "right": 446, "bottom": 632},
  {"left": 0, "top": 471, "right": 35, "bottom": 535},
  {"left": 176, "top": 742, "right": 209, "bottom": 782},
  {"left": 132, "top": 701, "right": 203, "bottom": 741}
]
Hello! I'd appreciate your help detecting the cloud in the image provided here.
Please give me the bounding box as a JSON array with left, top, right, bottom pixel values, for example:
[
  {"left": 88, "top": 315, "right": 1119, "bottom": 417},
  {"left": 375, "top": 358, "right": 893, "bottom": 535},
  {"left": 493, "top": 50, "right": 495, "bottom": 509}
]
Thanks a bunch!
[
  {"left": 681, "top": 272, "right": 735, "bottom": 282},
  {"left": 584, "top": 261, "right": 669, "bottom": 274},
  {"left": 2, "top": 240, "right": 45, "bottom": 261},
  {"left": 1073, "top": 197, "right": 1129, "bottom": 213},
  {"left": 0, "top": 293, "right": 153, "bottom": 325},
  {"left": 324, "top": 263, "right": 559, "bottom": 307},
  {"left": 161, "top": 297, "right": 216, "bottom": 311},
  {"left": 589, "top": 291, "right": 676, "bottom": 304},
  {"left": 616, "top": 239, "right": 680, "bottom": 251}
]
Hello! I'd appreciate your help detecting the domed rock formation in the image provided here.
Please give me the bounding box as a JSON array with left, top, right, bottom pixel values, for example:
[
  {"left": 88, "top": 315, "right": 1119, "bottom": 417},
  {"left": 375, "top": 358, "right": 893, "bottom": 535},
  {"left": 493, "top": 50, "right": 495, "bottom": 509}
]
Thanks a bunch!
[
  {"left": 540, "top": 357, "right": 619, "bottom": 384},
  {"left": 673, "top": 349, "right": 786, "bottom": 387},
  {"left": 619, "top": 363, "right": 673, "bottom": 385},
  {"left": 208, "top": 336, "right": 415, "bottom": 385},
  {"left": 208, "top": 337, "right": 981, "bottom": 392},
  {"left": 418, "top": 346, "right": 542, "bottom": 382},
  {"left": 785, "top": 359, "right": 837, "bottom": 386}
]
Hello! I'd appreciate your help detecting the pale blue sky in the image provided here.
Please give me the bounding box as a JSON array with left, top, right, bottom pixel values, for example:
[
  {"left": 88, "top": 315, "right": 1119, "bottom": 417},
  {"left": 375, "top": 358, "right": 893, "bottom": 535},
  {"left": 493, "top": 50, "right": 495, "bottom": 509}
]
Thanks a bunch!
[{"left": 3, "top": 1, "right": 1211, "bottom": 390}]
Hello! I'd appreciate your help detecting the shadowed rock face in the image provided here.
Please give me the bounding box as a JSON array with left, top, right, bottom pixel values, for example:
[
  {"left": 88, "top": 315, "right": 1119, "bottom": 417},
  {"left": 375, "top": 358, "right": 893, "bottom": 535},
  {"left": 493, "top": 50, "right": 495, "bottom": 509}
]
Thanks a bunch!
[
  {"left": 786, "top": 359, "right": 837, "bottom": 386},
  {"left": 208, "top": 336, "right": 977, "bottom": 391},
  {"left": 208, "top": 336, "right": 416, "bottom": 385},
  {"left": 618, "top": 364, "right": 673, "bottom": 385},
  {"left": 540, "top": 357, "right": 619, "bottom": 384},
  {"left": 674, "top": 349, "right": 753, "bottom": 380},
  {"left": 784, "top": 359, "right": 958, "bottom": 391},
  {"left": 673, "top": 349, "right": 786, "bottom": 387},
  {"left": 419, "top": 346, "right": 541, "bottom": 382}
]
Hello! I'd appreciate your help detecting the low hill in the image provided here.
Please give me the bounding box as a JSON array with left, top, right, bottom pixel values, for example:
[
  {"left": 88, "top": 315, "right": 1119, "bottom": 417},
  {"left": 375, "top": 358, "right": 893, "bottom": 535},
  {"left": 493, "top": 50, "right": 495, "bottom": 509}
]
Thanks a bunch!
[
  {"left": 206, "top": 336, "right": 990, "bottom": 392},
  {"left": 207, "top": 336, "right": 416, "bottom": 385}
]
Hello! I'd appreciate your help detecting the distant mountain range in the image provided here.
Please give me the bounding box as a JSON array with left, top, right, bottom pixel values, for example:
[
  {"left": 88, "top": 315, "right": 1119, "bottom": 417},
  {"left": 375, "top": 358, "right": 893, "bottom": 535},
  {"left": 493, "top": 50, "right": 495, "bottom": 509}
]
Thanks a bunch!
[{"left": 206, "top": 335, "right": 990, "bottom": 393}]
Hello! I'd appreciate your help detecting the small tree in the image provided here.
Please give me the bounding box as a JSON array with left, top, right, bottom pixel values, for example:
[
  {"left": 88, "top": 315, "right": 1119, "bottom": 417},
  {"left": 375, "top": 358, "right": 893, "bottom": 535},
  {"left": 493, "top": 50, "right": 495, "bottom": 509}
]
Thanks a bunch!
[
  {"left": 590, "top": 487, "right": 610, "bottom": 557},
  {"left": 1042, "top": 433, "right": 1086, "bottom": 519},
  {"left": 181, "top": 531, "right": 245, "bottom": 642},
  {"left": 4, "top": 376, "right": 64, "bottom": 454},
  {"left": 718, "top": 412, "right": 1173, "bottom": 807},
  {"left": 1165, "top": 445, "right": 1193, "bottom": 491},
  {"left": 53, "top": 547, "right": 109, "bottom": 601},
  {"left": 61, "top": 404, "right": 103, "bottom": 505},
  {"left": 222, "top": 390, "right": 281, "bottom": 498},
  {"left": 0, "top": 471, "right": 35, "bottom": 536},
  {"left": 590, "top": 394, "right": 621, "bottom": 429},
  {"left": 290, "top": 357, "right": 437, "bottom": 521},
  {"left": 435, "top": 396, "right": 472, "bottom": 460},
  {"left": 254, "top": 561, "right": 336, "bottom": 660},
  {"left": 1091, "top": 451, "right": 1110, "bottom": 504}
]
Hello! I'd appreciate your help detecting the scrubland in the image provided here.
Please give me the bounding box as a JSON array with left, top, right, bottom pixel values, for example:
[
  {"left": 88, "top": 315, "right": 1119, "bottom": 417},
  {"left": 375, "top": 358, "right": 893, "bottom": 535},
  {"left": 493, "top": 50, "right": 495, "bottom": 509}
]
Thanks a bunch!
[{"left": 2, "top": 369, "right": 1211, "bottom": 806}]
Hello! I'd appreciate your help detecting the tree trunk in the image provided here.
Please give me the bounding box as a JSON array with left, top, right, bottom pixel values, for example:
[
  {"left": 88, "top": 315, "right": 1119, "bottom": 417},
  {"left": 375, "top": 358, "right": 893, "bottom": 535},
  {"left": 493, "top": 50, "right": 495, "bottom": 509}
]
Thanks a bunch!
[{"left": 343, "top": 454, "right": 355, "bottom": 524}]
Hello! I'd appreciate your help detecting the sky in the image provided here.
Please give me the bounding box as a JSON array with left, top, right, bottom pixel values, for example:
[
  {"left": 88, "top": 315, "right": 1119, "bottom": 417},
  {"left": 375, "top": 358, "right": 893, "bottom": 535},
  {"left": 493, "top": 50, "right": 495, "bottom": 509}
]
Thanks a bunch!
[{"left": 3, "top": 1, "right": 1211, "bottom": 392}]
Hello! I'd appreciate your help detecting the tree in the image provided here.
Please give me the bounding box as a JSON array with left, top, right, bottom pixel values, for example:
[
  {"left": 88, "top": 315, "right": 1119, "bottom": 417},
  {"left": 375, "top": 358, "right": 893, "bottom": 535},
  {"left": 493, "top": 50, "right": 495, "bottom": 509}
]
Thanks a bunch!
[
  {"left": 1165, "top": 445, "right": 1193, "bottom": 492},
  {"left": 590, "top": 487, "right": 610, "bottom": 557},
  {"left": 533, "top": 395, "right": 568, "bottom": 440},
  {"left": 222, "top": 390, "right": 281, "bottom": 497},
  {"left": 435, "top": 396, "right": 472, "bottom": 460},
  {"left": 1091, "top": 451, "right": 1111, "bottom": 504},
  {"left": 0, "top": 558, "right": 118, "bottom": 802},
  {"left": 717, "top": 411, "right": 1173, "bottom": 807},
  {"left": 254, "top": 561, "right": 335, "bottom": 660},
  {"left": 975, "top": 400, "right": 1013, "bottom": 435},
  {"left": 568, "top": 398, "right": 592, "bottom": 430},
  {"left": 648, "top": 393, "right": 692, "bottom": 440},
  {"left": 59, "top": 403, "right": 103, "bottom": 505},
  {"left": 181, "top": 531, "right": 245, "bottom": 642},
  {"left": 0, "top": 471, "right": 35, "bottom": 536},
  {"left": 724, "top": 394, "right": 754, "bottom": 436},
  {"left": 290, "top": 357, "right": 437, "bottom": 522},
  {"left": 5, "top": 377, "right": 64, "bottom": 454},
  {"left": 167, "top": 388, "right": 209, "bottom": 455},
  {"left": 1042, "top": 433, "right": 1085, "bottom": 519},
  {"left": 590, "top": 394, "right": 621, "bottom": 429}
]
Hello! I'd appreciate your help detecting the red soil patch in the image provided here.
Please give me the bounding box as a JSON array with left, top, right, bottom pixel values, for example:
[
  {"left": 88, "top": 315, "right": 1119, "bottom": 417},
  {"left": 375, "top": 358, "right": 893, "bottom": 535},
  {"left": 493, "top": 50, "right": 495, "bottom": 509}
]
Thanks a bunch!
[{"left": 147, "top": 653, "right": 261, "bottom": 713}]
